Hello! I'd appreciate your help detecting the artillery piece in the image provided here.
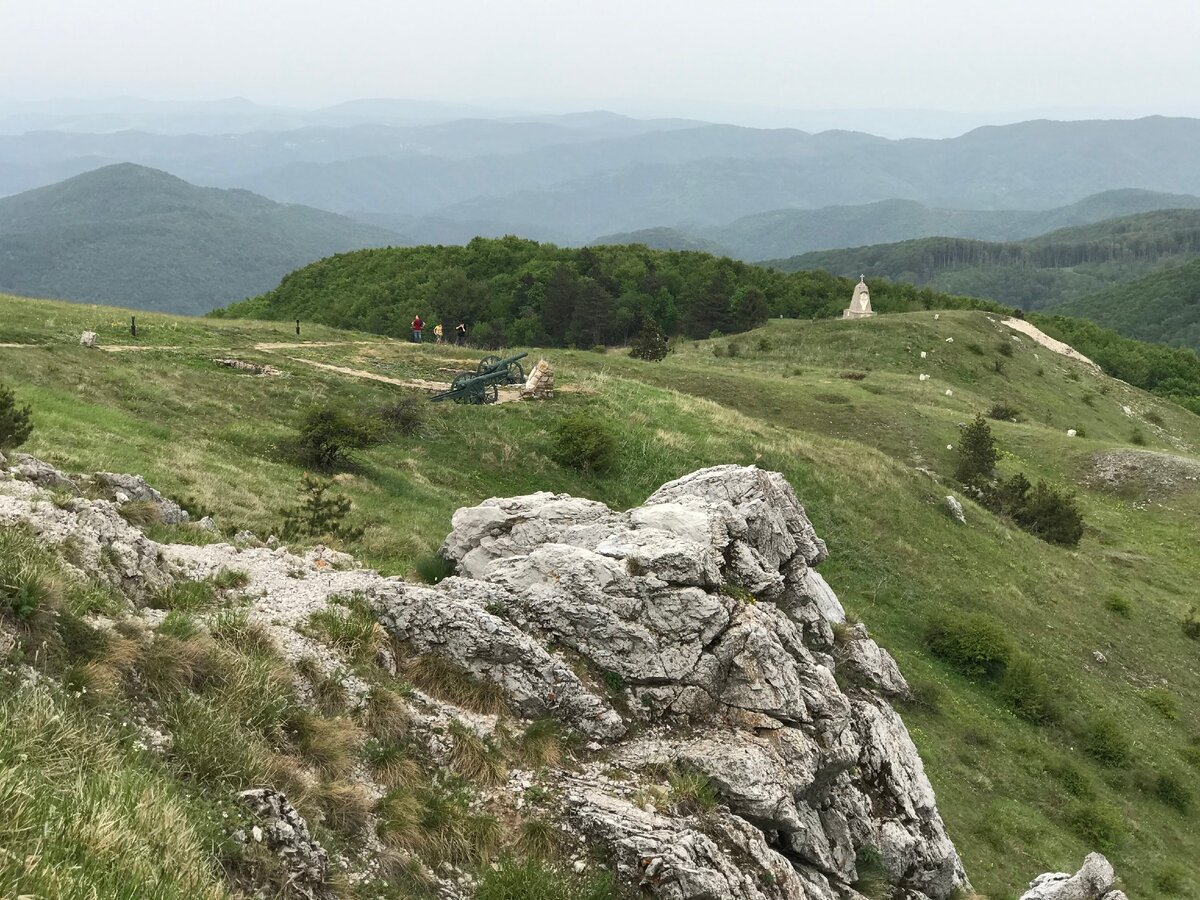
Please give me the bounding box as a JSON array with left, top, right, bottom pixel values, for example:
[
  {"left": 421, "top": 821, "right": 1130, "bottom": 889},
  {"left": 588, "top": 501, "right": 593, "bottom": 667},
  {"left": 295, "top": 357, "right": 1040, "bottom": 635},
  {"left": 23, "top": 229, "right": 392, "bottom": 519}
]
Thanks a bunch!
[{"left": 430, "top": 352, "right": 528, "bottom": 404}]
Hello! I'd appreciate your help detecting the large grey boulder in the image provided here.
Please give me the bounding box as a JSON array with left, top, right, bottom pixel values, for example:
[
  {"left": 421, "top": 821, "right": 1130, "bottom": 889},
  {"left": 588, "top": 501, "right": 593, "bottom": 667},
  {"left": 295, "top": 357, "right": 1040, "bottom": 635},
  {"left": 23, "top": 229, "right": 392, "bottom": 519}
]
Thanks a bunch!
[
  {"left": 429, "top": 465, "right": 969, "bottom": 900},
  {"left": 1020, "top": 853, "right": 1127, "bottom": 900}
]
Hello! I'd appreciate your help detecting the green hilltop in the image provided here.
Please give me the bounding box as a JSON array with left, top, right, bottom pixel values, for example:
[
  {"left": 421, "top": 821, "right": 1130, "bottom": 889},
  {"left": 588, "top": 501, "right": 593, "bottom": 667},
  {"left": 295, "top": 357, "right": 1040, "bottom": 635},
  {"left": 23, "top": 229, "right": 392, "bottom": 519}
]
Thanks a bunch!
[
  {"left": 3, "top": 290, "right": 1200, "bottom": 897},
  {"left": 0, "top": 163, "right": 403, "bottom": 315}
]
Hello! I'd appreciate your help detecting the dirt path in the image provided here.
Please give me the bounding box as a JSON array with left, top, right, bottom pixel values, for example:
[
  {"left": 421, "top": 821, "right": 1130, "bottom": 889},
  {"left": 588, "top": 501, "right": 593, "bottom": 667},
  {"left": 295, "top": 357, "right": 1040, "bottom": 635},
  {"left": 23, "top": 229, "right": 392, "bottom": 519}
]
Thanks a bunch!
[
  {"left": 1002, "top": 318, "right": 1100, "bottom": 371},
  {"left": 0, "top": 343, "right": 31, "bottom": 348},
  {"left": 253, "top": 340, "right": 375, "bottom": 351}
]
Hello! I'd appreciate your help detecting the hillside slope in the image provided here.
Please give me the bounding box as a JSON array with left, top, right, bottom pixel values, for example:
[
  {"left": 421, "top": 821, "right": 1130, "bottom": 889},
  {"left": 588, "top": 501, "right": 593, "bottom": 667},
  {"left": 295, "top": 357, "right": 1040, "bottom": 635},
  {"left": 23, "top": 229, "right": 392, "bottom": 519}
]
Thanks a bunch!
[
  {"left": 0, "top": 164, "right": 402, "bottom": 314},
  {"left": 1046, "top": 259, "right": 1200, "bottom": 351},
  {"left": 769, "top": 208, "right": 1200, "bottom": 311},
  {"left": 2, "top": 294, "right": 1199, "bottom": 897}
]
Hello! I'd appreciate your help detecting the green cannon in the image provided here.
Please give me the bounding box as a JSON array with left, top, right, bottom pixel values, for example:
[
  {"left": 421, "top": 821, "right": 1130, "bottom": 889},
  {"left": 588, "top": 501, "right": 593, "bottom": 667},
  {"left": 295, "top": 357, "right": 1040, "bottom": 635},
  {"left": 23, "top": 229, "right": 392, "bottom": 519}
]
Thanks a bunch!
[{"left": 430, "top": 352, "right": 529, "bottom": 404}]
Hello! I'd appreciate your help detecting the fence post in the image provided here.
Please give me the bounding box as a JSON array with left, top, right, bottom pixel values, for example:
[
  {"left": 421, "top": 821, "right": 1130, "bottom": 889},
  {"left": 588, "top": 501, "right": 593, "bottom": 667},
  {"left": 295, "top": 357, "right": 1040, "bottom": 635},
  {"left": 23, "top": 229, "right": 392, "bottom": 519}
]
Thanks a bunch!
[
  {"left": 131, "top": 316, "right": 137, "bottom": 337},
  {"left": 296, "top": 320, "right": 301, "bottom": 336}
]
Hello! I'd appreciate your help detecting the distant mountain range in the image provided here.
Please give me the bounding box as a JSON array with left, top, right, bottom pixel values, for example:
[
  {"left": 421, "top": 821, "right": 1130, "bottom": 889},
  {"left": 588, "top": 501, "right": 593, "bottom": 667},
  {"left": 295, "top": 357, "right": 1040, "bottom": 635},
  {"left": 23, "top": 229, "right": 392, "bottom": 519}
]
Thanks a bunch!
[
  {"left": 0, "top": 164, "right": 401, "bottom": 314},
  {"left": 6, "top": 114, "right": 1200, "bottom": 252}
]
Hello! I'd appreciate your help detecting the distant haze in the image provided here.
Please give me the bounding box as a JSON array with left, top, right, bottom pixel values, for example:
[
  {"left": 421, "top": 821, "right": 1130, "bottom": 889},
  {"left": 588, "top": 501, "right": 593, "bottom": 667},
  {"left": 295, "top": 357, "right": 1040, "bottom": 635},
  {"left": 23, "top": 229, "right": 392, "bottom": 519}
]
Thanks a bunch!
[{"left": 3, "top": 0, "right": 1199, "bottom": 136}]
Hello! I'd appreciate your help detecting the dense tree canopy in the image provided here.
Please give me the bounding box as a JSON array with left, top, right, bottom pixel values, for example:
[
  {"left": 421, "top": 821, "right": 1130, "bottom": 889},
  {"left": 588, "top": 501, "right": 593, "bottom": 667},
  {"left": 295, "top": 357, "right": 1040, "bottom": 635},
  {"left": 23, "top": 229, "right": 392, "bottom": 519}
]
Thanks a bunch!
[{"left": 214, "top": 237, "right": 1001, "bottom": 346}]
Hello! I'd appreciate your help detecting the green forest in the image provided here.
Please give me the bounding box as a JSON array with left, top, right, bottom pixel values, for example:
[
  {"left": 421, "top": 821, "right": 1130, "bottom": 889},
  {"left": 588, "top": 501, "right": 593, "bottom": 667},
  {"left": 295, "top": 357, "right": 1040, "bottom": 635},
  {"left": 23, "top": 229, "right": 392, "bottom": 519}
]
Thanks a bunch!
[
  {"left": 214, "top": 236, "right": 1001, "bottom": 346},
  {"left": 771, "top": 209, "right": 1200, "bottom": 311}
]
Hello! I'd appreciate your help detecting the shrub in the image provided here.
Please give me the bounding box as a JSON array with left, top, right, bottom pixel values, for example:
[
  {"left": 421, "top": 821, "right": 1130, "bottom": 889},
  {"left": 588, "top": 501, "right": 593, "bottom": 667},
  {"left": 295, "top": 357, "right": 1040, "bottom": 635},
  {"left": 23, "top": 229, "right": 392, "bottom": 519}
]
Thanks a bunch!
[
  {"left": 1145, "top": 410, "right": 1165, "bottom": 426},
  {"left": 1140, "top": 687, "right": 1178, "bottom": 720},
  {"left": 1130, "top": 428, "right": 1147, "bottom": 446},
  {"left": 0, "top": 382, "right": 33, "bottom": 450},
  {"left": 965, "top": 342, "right": 985, "bottom": 355},
  {"left": 1066, "top": 800, "right": 1123, "bottom": 851},
  {"left": 668, "top": 769, "right": 717, "bottom": 815},
  {"left": 853, "top": 845, "right": 890, "bottom": 899},
  {"left": 377, "top": 395, "right": 426, "bottom": 437},
  {"left": 997, "top": 341, "right": 1014, "bottom": 357},
  {"left": 991, "top": 359, "right": 1006, "bottom": 375},
  {"left": 414, "top": 552, "right": 456, "bottom": 584},
  {"left": 295, "top": 404, "right": 375, "bottom": 471},
  {"left": 629, "top": 320, "right": 669, "bottom": 362},
  {"left": 924, "top": 611, "right": 1012, "bottom": 680},
  {"left": 726, "top": 342, "right": 741, "bottom": 358},
  {"left": 1183, "top": 606, "right": 1200, "bottom": 640},
  {"left": 954, "top": 415, "right": 998, "bottom": 486},
  {"left": 1104, "top": 594, "right": 1132, "bottom": 617},
  {"left": 711, "top": 344, "right": 725, "bottom": 358},
  {"left": 590, "top": 345, "right": 606, "bottom": 354},
  {"left": 1011, "top": 480, "right": 1084, "bottom": 547},
  {"left": 1082, "top": 715, "right": 1131, "bottom": 767},
  {"left": 998, "top": 654, "right": 1059, "bottom": 724},
  {"left": 550, "top": 413, "right": 616, "bottom": 474},
  {"left": 1153, "top": 864, "right": 1187, "bottom": 896},
  {"left": 1152, "top": 771, "right": 1192, "bottom": 812},
  {"left": 986, "top": 401, "right": 1020, "bottom": 421},
  {"left": 278, "top": 473, "right": 364, "bottom": 543}
]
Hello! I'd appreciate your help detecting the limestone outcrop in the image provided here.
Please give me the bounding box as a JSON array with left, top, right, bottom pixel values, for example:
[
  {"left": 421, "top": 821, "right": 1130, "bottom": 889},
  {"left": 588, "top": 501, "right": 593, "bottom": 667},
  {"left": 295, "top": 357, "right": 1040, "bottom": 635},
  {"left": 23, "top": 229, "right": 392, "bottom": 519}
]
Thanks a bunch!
[
  {"left": 1020, "top": 853, "right": 1128, "bottom": 900},
  {"left": 406, "top": 464, "right": 970, "bottom": 899},
  {"left": 1, "top": 453, "right": 997, "bottom": 900}
]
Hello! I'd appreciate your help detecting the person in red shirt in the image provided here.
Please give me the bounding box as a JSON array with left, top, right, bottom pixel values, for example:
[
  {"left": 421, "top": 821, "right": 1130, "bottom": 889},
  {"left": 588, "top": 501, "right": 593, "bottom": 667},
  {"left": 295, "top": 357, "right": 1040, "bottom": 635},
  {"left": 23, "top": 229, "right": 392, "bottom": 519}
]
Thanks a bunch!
[{"left": 411, "top": 314, "right": 425, "bottom": 343}]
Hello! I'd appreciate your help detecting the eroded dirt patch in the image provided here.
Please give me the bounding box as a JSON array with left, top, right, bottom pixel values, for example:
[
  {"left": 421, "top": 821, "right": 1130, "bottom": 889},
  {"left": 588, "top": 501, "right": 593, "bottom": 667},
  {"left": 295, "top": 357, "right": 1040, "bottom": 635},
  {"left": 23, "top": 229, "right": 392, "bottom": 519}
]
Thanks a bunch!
[{"left": 1085, "top": 448, "right": 1200, "bottom": 500}]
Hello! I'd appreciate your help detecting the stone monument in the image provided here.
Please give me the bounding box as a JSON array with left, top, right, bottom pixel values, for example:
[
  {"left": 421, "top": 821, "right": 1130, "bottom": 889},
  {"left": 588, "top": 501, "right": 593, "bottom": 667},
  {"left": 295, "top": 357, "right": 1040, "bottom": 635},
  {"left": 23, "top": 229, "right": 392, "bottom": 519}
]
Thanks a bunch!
[
  {"left": 842, "top": 275, "right": 875, "bottom": 319},
  {"left": 521, "top": 358, "right": 555, "bottom": 400}
]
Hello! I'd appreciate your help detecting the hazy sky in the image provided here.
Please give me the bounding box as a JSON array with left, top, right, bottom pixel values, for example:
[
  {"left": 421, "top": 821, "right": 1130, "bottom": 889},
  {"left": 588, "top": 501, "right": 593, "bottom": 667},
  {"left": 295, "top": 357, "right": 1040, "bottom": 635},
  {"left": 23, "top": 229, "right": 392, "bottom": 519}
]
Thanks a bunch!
[{"left": 2, "top": 0, "right": 1197, "bottom": 121}]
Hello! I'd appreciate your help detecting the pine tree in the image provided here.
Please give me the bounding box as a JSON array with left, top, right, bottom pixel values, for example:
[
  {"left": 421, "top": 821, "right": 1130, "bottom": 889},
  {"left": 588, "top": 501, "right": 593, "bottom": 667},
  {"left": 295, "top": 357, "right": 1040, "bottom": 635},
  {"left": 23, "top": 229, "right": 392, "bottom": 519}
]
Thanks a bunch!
[
  {"left": 955, "top": 414, "right": 998, "bottom": 486},
  {"left": 629, "top": 319, "right": 669, "bottom": 362},
  {"left": 0, "top": 383, "right": 33, "bottom": 451}
]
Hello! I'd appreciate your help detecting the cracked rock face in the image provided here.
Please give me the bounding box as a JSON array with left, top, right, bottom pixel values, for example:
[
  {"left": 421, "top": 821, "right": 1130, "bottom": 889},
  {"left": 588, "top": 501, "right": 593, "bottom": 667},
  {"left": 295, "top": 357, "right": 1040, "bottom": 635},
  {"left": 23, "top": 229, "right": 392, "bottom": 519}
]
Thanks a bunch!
[
  {"left": 392, "top": 464, "right": 970, "bottom": 900},
  {"left": 1020, "top": 853, "right": 1128, "bottom": 900}
]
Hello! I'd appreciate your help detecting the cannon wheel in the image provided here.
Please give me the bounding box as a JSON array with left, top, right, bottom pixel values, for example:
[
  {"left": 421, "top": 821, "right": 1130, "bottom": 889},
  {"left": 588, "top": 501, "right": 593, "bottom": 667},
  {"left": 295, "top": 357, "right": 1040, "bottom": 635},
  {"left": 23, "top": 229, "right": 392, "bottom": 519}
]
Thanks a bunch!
[
  {"left": 504, "top": 361, "right": 525, "bottom": 385},
  {"left": 477, "top": 355, "right": 501, "bottom": 375},
  {"left": 482, "top": 383, "right": 499, "bottom": 404},
  {"left": 449, "top": 372, "right": 476, "bottom": 404}
]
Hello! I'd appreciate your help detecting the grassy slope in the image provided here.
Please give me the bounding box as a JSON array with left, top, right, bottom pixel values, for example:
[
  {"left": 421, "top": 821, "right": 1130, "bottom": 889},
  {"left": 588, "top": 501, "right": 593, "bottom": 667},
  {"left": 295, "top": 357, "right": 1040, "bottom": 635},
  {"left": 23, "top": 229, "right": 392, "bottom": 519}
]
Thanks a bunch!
[{"left": 2, "top": 294, "right": 1199, "bottom": 896}]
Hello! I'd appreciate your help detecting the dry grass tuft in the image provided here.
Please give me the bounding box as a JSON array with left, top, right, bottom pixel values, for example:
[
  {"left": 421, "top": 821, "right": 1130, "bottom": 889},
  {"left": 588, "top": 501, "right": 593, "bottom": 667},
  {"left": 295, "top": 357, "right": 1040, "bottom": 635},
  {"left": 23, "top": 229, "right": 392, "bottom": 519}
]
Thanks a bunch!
[{"left": 402, "top": 653, "right": 508, "bottom": 716}]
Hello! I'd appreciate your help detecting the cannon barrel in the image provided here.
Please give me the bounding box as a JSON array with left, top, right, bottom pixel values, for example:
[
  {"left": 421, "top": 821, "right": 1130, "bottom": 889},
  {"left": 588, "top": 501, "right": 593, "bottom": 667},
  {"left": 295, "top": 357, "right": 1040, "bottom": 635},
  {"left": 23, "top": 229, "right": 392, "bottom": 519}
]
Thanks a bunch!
[{"left": 431, "top": 351, "right": 531, "bottom": 403}]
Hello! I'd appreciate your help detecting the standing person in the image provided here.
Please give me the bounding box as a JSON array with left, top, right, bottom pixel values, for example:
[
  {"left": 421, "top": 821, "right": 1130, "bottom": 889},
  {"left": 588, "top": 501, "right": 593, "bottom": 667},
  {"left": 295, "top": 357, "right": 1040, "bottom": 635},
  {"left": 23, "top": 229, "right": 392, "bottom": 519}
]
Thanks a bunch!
[
  {"left": 455, "top": 322, "right": 467, "bottom": 346},
  {"left": 433, "top": 323, "right": 444, "bottom": 344},
  {"left": 411, "top": 314, "right": 424, "bottom": 344}
]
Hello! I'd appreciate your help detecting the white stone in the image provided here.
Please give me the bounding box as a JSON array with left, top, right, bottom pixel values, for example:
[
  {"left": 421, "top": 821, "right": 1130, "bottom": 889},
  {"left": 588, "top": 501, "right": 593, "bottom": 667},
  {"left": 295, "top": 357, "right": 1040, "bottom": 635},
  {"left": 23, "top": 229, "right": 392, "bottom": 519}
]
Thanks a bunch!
[
  {"left": 945, "top": 389, "right": 953, "bottom": 396},
  {"left": 945, "top": 496, "right": 966, "bottom": 525},
  {"left": 919, "top": 374, "right": 930, "bottom": 382},
  {"left": 1067, "top": 429, "right": 1077, "bottom": 437},
  {"left": 79, "top": 331, "right": 98, "bottom": 348},
  {"left": 920, "top": 351, "right": 927, "bottom": 358},
  {"left": 945, "top": 337, "right": 954, "bottom": 343}
]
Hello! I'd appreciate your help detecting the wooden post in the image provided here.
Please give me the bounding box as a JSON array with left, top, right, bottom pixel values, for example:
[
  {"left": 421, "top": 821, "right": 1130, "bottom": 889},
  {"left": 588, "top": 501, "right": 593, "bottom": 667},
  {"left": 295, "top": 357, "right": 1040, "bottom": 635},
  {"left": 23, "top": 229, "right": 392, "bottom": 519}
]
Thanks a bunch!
[
  {"left": 296, "top": 320, "right": 301, "bottom": 336},
  {"left": 131, "top": 316, "right": 137, "bottom": 337}
]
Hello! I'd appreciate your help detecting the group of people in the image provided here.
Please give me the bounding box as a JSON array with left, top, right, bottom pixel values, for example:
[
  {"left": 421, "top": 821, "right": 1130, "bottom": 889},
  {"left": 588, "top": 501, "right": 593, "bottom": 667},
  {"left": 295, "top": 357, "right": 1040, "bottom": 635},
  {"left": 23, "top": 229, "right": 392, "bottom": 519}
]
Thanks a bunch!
[{"left": 410, "top": 315, "right": 466, "bottom": 346}]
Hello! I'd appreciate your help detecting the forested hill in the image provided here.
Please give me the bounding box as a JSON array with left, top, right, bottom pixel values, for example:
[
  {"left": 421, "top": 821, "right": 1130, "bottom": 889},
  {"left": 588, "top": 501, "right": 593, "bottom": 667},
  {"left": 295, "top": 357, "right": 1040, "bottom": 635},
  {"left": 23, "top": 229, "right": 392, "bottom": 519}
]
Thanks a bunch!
[
  {"left": 212, "top": 236, "right": 1001, "bottom": 345},
  {"left": 1044, "top": 259, "right": 1200, "bottom": 352},
  {"left": 766, "top": 208, "right": 1200, "bottom": 310},
  {"left": 0, "top": 163, "right": 402, "bottom": 315}
]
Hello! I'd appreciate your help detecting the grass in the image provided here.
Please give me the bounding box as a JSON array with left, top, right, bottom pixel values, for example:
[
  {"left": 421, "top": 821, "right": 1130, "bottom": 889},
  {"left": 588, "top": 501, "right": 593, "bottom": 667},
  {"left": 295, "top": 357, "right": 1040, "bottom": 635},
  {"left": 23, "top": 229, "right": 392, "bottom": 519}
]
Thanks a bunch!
[
  {"left": 4, "top": 294, "right": 1200, "bottom": 896},
  {"left": 401, "top": 653, "right": 509, "bottom": 716}
]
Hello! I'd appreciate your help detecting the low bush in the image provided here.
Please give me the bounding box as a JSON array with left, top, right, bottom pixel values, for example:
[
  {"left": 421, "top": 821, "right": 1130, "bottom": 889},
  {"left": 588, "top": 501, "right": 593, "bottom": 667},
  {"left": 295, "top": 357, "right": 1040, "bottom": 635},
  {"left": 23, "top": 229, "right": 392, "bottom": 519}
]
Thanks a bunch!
[
  {"left": 1066, "top": 800, "right": 1123, "bottom": 851},
  {"left": 0, "top": 382, "right": 33, "bottom": 450},
  {"left": 1152, "top": 771, "right": 1192, "bottom": 812},
  {"left": 1183, "top": 607, "right": 1200, "bottom": 640},
  {"left": 998, "top": 654, "right": 1059, "bottom": 724},
  {"left": 852, "top": 845, "right": 890, "bottom": 899},
  {"left": 986, "top": 401, "right": 1021, "bottom": 421},
  {"left": 550, "top": 412, "right": 617, "bottom": 474},
  {"left": 1104, "top": 595, "right": 1132, "bottom": 617},
  {"left": 1082, "top": 715, "right": 1131, "bottom": 767},
  {"left": 294, "top": 404, "right": 376, "bottom": 471},
  {"left": 376, "top": 395, "right": 427, "bottom": 437},
  {"left": 924, "top": 611, "right": 1013, "bottom": 680},
  {"left": 414, "top": 552, "right": 456, "bottom": 584},
  {"left": 1130, "top": 427, "right": 1147, "bottom": 446},
  {"left": 997, "top": 341, "right": 1014, "bottom": 357},
  {"left": 668, "top": 769, "right": 718, "bottom": 815},
  {"left": 1009, "top": 480, "right": 1085, "bottom": 547}
]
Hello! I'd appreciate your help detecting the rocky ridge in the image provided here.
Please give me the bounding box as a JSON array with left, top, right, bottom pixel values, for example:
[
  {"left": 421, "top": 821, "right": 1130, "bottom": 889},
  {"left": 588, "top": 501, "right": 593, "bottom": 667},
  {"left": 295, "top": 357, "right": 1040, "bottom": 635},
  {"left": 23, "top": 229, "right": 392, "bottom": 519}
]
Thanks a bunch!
[{"left": 0, "top": 451, "right": 1127, "bottom": 898}]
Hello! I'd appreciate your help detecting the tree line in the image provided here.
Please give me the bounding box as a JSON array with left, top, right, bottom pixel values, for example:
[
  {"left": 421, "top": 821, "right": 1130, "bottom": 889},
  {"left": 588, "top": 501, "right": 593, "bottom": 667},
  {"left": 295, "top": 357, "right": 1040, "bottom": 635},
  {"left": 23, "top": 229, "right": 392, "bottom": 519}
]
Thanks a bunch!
[{"left": 213, "top": 236, "right": 999, "bottom": 347}]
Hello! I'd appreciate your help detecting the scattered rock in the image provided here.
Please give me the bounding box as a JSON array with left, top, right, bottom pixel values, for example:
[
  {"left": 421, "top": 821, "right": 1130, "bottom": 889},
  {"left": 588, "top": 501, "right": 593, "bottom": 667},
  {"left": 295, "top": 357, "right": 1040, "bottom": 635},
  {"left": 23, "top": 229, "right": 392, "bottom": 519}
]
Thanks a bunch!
[
  {"left": 197, "top": 516, "right": 217, "bottom": 532},
  {"left": 238, "top": 788, "right": 329, "bottom": 898},
  {"left": 91, "top": 472, "right": 189, "bottom": 524},
  {"left": 945, "top": 496, "right": 966, "bottom": 525},
  {"left": 920, "top": 374, "right": 931, "bottom": 382},
  {"left": 1067, "top": 429, "right": 1077, "bottom": 437},
  {"left": 1086, "top": 448, "right": 1200, "bottom": 501},
  {"left": 80, "top": 331, "right": 97, "bottom": 348},
  {"left": 215, "top": 358, "right": 283, "bottom": 376},
  {"left": 1092, "top": 650, "right": 1107, "bottom": 665},
  {"left": 521, "top": 358, "right": 555, "bottom": 400}
]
